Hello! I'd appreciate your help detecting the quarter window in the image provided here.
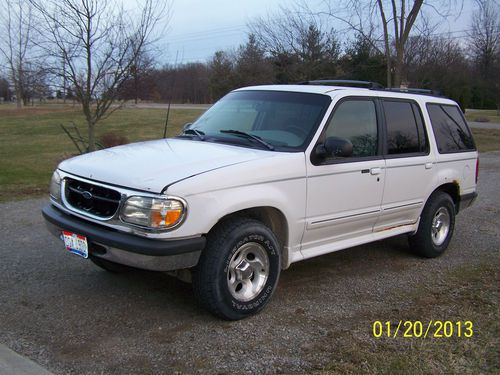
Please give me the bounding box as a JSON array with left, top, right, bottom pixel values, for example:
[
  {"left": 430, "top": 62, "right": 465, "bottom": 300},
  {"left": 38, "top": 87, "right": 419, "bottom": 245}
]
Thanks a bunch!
[
  {"left": 324, "top": 100, "right": 378, "bottom": 157},
  {"left": 383, "top": 100, "right": 428, "bottom": 155},
  {"left": 427, "top": 104, "right": 475, "bottom": 153}
]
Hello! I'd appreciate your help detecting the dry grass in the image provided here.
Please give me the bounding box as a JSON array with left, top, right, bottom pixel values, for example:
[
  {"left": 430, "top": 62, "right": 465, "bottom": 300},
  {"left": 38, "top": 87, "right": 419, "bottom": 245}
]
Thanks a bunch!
[
  {"left": 0, "top": 104, "right": 204, "bottom": 202},
  {"left": 471, "top": 128, "right": 500, "bottom": 152},
  {"left": 465, "top": 109, "right": 500, "bottom": 124},
  {"left": 321, "top": 261, "right": 499, "bottom": 374}
]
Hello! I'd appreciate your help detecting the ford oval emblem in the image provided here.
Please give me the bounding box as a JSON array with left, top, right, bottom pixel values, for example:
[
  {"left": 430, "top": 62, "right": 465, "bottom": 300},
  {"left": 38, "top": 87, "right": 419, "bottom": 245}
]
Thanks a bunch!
[{"left": 82, "top": 191, "right": 93, "bottom": 200}]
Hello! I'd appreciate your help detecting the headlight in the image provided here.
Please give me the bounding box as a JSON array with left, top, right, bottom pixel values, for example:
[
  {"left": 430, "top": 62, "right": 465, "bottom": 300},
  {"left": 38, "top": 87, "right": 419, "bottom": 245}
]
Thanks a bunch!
[
  {"left": 120, "top": 196, "right": 185, "bottom": 229},
  {"left": 50, "top": 170, "right": 62, "bottom": 202}
]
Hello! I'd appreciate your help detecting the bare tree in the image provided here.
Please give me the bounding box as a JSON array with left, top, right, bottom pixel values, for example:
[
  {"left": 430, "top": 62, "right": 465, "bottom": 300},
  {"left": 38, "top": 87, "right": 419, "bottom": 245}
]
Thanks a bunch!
[
  {"left": 32, "top": 0, "right": 170, "bottom": 151},
  {"left": 317, "top": 0, "right": 462, "bottom": 87},
  {"left": 468, "top": 0, "right": 500, "bottom": 79},
  {"left": 0, "top": 76, "right": 13, "bottom": 102},
  {"left": 250, "top": 6, "right": 340, "bottom": 82},
  {"left": 129, "top": 49, "right": 155, "bottom": 104},
  {"left": 0, "top": 0, "right": 36, "bottom": 108}
]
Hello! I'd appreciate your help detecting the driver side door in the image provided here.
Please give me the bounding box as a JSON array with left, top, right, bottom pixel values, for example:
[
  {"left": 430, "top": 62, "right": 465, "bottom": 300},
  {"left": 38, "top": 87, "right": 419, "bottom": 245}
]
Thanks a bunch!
[{"left": 301, "top": 97, "right": 386, "bottom": 259}]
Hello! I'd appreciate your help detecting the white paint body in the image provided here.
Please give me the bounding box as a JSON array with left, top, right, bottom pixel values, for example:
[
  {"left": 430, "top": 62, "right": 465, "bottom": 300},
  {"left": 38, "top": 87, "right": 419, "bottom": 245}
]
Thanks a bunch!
[{"left": 58, "top": 85, "right": 478, "bottom": 269}]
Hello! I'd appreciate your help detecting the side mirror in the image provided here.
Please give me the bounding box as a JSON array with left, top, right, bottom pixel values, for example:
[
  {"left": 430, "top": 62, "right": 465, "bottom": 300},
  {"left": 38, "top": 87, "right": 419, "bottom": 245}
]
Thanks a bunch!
[
  {"left": 316, "top": 136, "right": 353, "bottom": 158},
  {"left": 182, "top": 122, "right": 193, "bottom": 132}
]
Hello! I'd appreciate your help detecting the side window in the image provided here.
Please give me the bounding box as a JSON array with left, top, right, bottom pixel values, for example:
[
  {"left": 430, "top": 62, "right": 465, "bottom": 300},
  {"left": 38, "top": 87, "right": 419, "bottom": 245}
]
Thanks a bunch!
[
  {"left": 324, "top": 99, "right": 378, "bottom": 158},
  {"left": 427, "top": 104, "right": 475, "bottom": 153},
  {"left": 383, "top": 100, "right": 428, "bottom": 155}
]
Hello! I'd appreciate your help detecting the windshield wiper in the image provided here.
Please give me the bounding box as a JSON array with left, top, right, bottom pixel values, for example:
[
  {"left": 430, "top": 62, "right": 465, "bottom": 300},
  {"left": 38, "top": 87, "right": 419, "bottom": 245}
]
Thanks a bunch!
[
  {"left": 220, "top": 129, "right": 275, "bottom": 150},
  {"left": 183, "top": 128, "right": 205, "bottom": 141}
]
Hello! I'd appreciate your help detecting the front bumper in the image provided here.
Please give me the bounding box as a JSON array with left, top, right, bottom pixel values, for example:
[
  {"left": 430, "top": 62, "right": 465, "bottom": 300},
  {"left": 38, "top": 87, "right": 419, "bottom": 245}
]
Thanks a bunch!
[{"left": 42, "top": 204, "right": 206, "bottom": 271}]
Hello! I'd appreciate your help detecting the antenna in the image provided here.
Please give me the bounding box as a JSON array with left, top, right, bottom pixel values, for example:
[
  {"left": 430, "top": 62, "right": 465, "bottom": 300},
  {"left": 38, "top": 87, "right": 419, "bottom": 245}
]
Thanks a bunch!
[{"left": 163, "top": 50, "right": 179, "bottom": 138}]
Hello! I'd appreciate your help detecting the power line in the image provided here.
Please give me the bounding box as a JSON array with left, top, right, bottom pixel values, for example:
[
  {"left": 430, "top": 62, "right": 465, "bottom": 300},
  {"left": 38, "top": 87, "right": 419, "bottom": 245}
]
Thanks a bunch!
[{"left": 167, "top": 25, "right": 247, "bottom": 43}]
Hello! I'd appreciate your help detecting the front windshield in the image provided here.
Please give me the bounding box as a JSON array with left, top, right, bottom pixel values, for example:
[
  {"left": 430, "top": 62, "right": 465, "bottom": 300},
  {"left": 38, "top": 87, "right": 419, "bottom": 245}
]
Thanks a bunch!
[{"left": 186, "top": 90, "right": 331, "bottom": 151}]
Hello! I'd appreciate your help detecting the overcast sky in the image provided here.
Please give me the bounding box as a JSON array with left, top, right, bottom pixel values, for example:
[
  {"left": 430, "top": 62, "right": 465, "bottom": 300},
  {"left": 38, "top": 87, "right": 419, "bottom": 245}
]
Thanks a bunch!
[{"left": 155, "top": 0, "right": 476, "bottom": 66}]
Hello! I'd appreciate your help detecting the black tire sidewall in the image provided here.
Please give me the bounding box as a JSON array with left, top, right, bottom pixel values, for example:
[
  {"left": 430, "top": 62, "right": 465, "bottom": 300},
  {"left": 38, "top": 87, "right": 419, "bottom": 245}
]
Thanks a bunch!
[
  {"left": 215, "top": 223, "right": 281, "bottom": 319},
  {"left": 414, "top": 192, "right": 456, "bottom": 257},
  {"left": 426, "top": 195, "right": 455, "bottom": 254}
]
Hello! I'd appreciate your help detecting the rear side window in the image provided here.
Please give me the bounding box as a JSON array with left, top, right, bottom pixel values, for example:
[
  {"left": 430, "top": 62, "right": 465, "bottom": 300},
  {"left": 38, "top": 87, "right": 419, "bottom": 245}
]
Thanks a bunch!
[
  {"left": 426, "top": 104, "right": 475, "bottom": 153},
  {"left": 382, "top": 100, "right": 428, "bottom": 155}
]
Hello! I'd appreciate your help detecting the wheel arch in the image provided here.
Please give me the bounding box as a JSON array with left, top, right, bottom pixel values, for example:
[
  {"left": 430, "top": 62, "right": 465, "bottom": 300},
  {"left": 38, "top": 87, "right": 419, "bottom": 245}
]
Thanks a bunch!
[
  {"left": 210, "top": 206, "right": 290, "bottom": 269},
  {"left": 432, "top": 182, "right": 460, "bottom": 212}
]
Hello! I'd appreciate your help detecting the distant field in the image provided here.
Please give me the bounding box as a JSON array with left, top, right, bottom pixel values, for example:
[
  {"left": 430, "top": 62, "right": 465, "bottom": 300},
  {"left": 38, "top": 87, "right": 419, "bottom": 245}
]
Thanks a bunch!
[
  {"left": 1, "top": 104, "right": 499, "bottom": 202},
  {"left": 0, "top": 104, "right": 204, "bottom": 202},
  {"left": 469, "top": 128, "right": 500, "bottom": 152},
  {"left": 465, "top": 109, "right": 500, "bottom": 123}
]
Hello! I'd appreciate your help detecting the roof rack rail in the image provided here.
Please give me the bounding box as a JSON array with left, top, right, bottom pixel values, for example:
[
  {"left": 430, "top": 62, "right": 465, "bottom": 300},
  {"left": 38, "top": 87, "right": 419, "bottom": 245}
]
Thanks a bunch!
[
  {"left": 299, "top": 79, "right": 384, "bottom": 89},
  {"left": 384, "top": 87, "right": 443, "bottom": 96}
]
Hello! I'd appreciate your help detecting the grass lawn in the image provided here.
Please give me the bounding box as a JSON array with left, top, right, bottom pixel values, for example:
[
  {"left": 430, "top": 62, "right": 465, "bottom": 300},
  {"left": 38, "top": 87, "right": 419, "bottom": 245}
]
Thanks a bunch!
[
  {"left": 1, "top": 104, "right": 499, "bottom": 202},
  {"left": 0, "top": 104, "right": 204, "bottom": 202},
  {"left": 465, "top": 109, "right": 500, "bottom": 123},
  {"left": 470, "top": 128, "right": 500, "bottom": 152},
  {"left": 323, "top": 261, "right": 499, "bottom": 374}
]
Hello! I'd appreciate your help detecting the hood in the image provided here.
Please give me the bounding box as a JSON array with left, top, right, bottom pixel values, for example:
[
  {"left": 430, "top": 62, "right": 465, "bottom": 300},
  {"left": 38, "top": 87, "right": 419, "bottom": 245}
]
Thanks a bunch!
[{"left": 59, "top": 138, "right": 272, "bottom": 193}]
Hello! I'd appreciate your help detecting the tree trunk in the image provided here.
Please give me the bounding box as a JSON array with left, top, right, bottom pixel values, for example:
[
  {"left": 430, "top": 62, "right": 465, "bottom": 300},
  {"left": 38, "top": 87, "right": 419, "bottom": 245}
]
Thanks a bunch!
[
  {"left": 385, "top": 53, "right": 392, "bottom": 88},
  {"left": 134, "top": 72, "right": 139, "bottom": 104},
  {"left": 377, "top": 0, "right": 392, "bottom": 88},
  {"left": 87, "top": 120, "right": 96, "bottom": 152},
  {"left": 15, "top": 86, "right": 23, "bottom": 108},
  {"left": 393, "top": 50, "right": 404, "bottom": 88}
]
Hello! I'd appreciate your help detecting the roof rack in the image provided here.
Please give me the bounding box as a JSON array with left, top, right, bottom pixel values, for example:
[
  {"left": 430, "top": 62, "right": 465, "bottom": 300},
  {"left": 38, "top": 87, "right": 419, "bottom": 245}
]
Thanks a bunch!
[
  {"left": 384, "top": 87, "right": 443, "bottom": 97},
  {"left": 299, "top": 79, "right": 384, "bottom": 89},
  {"left": 297, "top": 79, "right": 445, "bottom": 98}
]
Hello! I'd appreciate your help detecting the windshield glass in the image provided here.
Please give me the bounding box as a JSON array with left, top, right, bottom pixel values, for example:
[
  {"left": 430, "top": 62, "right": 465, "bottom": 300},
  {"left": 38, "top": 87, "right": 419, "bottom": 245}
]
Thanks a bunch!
[{"left": 186, "top": 90, "right": 331, "bottom": 151}]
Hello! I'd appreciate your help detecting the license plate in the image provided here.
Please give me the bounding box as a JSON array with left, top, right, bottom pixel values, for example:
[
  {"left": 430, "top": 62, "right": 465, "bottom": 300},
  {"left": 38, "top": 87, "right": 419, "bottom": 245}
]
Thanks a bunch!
[{"left": 62, "top": 231, "right": 89, "bottom": 258}]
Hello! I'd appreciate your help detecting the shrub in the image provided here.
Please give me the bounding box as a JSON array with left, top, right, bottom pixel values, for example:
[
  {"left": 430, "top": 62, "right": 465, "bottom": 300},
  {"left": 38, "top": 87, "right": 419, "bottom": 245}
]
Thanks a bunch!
[{"left": 99, "top": 132, "right": 129, "bottom": 148}]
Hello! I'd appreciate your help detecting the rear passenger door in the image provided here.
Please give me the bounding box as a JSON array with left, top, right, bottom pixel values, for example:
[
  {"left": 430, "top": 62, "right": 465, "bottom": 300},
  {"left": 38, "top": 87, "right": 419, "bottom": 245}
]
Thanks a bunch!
[{"left": 375, "top": 99, "right": 434, "bottom": 231}]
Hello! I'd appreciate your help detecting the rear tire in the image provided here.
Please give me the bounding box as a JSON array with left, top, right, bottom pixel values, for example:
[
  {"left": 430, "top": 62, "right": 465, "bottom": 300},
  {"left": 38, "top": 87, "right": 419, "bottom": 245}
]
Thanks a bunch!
[
  {"left": 409, "top": 191, "right": 456, "bottom": 258},
  {"left": 89, "top": 256, "right": 134, "bottom": 273},
  {"left": 193, "top": 217, "right": 281, "bottom": 320}
]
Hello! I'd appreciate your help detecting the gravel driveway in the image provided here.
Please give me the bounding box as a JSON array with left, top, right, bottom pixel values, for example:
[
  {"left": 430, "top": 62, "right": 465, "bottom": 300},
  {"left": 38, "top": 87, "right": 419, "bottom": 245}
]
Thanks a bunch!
[{"left": 0, "top": 152, "right": 499, "bottom": 374}]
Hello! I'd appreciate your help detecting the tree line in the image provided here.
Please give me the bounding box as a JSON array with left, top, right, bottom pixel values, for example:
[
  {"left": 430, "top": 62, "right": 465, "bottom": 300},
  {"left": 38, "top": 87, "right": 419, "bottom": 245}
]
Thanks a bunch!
[
  {"left": 0, "top": 1, "right": 498, "bottom": 150},
  {"left": 118, "top": 0, "right": 499, "bottom": 110}
]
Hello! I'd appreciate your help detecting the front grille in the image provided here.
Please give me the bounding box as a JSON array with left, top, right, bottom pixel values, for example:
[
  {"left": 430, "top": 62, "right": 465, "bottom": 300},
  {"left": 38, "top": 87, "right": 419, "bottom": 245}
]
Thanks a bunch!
[{"left": 65, "top": 178, "right": 121, "bottom": 218}]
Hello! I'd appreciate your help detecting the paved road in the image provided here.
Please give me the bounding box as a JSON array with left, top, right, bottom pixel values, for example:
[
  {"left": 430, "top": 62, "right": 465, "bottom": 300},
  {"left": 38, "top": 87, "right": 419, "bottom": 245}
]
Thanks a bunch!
[
  {"left": 468, "top": 121, "right": 500, "bottom": 130},
  {"left": 0, "top": 152, "right": 499, "bottom": 374},
  {"left": 127, "top": 103, "right": 211, "bottom": 111}
]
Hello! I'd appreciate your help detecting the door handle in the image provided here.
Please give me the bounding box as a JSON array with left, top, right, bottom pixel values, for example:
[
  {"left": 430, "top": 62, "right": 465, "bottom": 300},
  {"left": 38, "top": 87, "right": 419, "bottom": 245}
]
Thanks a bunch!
[
  {"left": 370, "top": 167, "right": 382, "bottom": 175},
  {"left": 425, "top": 163, "right": 433, "bottom": 169}
]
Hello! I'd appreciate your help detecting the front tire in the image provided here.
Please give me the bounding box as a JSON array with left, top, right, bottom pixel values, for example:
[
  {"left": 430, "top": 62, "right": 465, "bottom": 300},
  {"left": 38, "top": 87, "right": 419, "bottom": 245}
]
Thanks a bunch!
[
  {"left": 409, "top": 191, "right": 456, "bottom": 258},
  {"left": 193, "top": 217, "right": 281, "bottom": 320}
]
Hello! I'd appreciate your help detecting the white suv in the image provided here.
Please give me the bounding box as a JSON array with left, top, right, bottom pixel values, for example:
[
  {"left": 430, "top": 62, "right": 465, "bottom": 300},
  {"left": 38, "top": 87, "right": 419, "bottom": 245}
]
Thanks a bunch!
[{"left": 43, "top": 81, "right": 478, "bottom": 320}]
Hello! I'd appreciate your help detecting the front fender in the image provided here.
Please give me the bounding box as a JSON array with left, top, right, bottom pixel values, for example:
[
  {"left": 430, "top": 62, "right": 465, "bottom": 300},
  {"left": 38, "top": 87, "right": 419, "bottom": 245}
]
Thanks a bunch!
[{"left": 164, "top": 152, "right": 307, "bottom": 256}]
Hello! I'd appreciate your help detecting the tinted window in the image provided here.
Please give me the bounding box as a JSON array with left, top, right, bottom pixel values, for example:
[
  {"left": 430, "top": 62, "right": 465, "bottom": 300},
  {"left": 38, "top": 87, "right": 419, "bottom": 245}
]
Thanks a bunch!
[
  {"left": 427, "top": 104, "right": 475, "bottom": 153},
  {"left": 324, "top": 100, "right": 378, "bottom": 157},
  {"left": 189, "top": 91, "right": 331, "bottom": 151},
  {"left": 383, "top": 100, "right": 428, "bottom": 155}
]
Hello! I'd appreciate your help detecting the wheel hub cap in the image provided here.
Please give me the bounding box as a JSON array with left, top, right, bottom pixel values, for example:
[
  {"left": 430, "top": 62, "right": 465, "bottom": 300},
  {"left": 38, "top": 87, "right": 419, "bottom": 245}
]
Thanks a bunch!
[
  {"left": 431, "top": 207, "right": 450, "bottom": 246},
  {"left": 227, "top": 242, "right": 269, "bottom": 302}
]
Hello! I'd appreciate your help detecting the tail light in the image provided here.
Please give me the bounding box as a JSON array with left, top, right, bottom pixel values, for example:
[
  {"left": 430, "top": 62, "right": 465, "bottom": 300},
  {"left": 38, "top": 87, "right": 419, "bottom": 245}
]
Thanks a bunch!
[{"left": 475, "top": 158, "right": 479, "bottom": 184}]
